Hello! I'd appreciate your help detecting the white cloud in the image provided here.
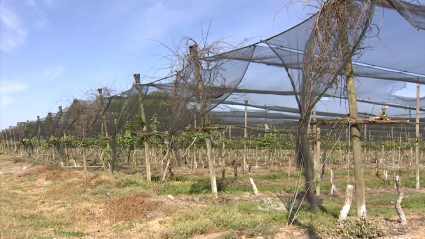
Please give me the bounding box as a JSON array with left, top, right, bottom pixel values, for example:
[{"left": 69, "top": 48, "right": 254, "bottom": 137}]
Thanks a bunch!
[
  {"left": 0, "top": 4, "right": 27, "bottom": 52},
  {"left": 0, "top": 81, "right": 29, "bottom": 94},
  {"left": 0, "top": 81, "right": 29, "bottom": 106},
  {"left": 42, "top": 65, "right": 65, "bottom": 81}
]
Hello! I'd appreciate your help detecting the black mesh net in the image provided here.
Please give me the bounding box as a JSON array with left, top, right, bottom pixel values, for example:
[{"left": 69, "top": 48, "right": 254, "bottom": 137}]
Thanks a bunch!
[{"left": 1, "top": 0, "right": 425, "bottom": 156}]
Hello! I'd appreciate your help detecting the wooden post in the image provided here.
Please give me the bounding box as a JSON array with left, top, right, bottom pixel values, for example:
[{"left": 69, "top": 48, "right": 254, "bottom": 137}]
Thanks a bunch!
[
  {"left": 264, "top": 109, "right": 268, "bottom": 135},
  {"left": 391, "top": 126, "right": 394, "bottom": 141},
  {"left": 97, "top": 89, "right": 112, "bottom": 172},
  {"left": 134, "top": 74, "right": 151, "bottom": 181},
  {"left": 221, "top": 140, "right": 226, "bottom": 182},
  {"left": 346, "top": 128, "right": 348, "bottom": 140},
  {"left": 83, "top": 147, "right": 87, "bottom": 173},
  {"left": 416, "top": 83, "right": 420, "bottom": 189},
  {"left": 228, "top": 125, "right": 232, "bottom": 139},
  {"left": 249, "top": 173, "right": 259, "bottom": 196},
  {"left": 193, "top": 109, "right": 197, "bottom": 128},
  {"left": 316, "top": 127, "right": 321, "bottom": 196},
  {"left": 46, "top": 113, "right": 55, "bottom": 161},
  {"left": 37, "top": 116, "right": 41, "bottom": 142},
  {"left": 342, "top": 25, "right": 366, "bottom": 218},
  {"left": 0, "top": 132, "right": 4, "bottom": 153},
  {"left": 3, "top": 131, "right": 9, "bottom": 153},
  {"left": 330, "top": 168, "right": 338, "bottom": 194},
  {"left": 364, "top": 124, "right": 367, "bottom": 141},
  {"left": 190, "top": 44, "right": 217, "bottom": 198},
  {"left": 193, "top": 148, "right": 197, "bottom": 169},
  {"left": 59, "top": 106, "right": 69, "bottom": 166},
  {"left": 313, "top": 105, "right": 321, "bottom": 196},
  {"left": 243, "top": 100, "right": 248, "bottom": 173}
]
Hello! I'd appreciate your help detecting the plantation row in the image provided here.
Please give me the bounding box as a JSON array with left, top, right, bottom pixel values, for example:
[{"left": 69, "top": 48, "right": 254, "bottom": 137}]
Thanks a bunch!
[
  {"left": 1, "top": 130, "right": 421, "bottom": 173},
  {"left": 2, "top": 121, "right": 425, "bottom": 152}
]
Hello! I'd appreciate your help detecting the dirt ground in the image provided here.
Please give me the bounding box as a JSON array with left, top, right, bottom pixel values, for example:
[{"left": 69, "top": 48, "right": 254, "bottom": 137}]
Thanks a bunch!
[{"left": 1, "top": 156, "right": 424, "bottom": 239}]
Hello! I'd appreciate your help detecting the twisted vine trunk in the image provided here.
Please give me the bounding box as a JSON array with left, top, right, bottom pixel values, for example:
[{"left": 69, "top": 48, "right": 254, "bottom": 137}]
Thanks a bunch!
[
  {"left": 395, "top": 176, "right": 407, "bottom": 225},
  {"left": 296, "top": 118, "right": 319, "bottom": 210}
]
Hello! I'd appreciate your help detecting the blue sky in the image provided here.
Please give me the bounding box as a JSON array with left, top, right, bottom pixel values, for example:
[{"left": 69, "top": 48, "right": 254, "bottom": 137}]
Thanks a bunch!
[
  {"left": 0, "top": 0, "right": 314, "bottom": 129},
  {"left": 0, "top": 0, "right": 423, "bottom": 129}
]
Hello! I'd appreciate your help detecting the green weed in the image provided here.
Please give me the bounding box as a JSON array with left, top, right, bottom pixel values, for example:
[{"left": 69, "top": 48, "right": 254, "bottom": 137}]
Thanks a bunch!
[{"left": 54, "top": 229, "right": 87, "bottom": 237}]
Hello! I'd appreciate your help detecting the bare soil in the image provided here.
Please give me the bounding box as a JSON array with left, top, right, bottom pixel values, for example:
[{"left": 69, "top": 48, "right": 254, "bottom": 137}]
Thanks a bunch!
[{"left": 104, "top": 193, "right": 164, "bottom": 222}]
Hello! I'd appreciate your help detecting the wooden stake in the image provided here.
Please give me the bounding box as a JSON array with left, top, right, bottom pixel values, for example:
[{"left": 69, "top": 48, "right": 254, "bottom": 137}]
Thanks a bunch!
[
  {"left": 83, "top": 148, "right": 87, "bottom": 173},
  {"left": 331, "top": 168, "right": 338, "bottom": 195},
  {"left": 190, "top": 44, "right": 217, "bottom": 198},
  {"left": 134, "top": 74, "right": 152, "bottom": 181},
  {"left": 364, "top": 124, "right": 367, "bottom": 141},
  {"left": 249, "top": 173, "right": 259, "bottom": 196},
  {"left": 316, "top": 127, "right": 321, "bottom": 196},
  {"left": 97, "top": 89, "right": 112, "bottom": 172},
  {"left": 343, "top": 22, "right": 366, "bottom": 218},
  {"left": 416, "top": 83, "right": 420, "bottom": 189},
  {"left": 243, "top": 100, "right": 248, "bottom": 173}
]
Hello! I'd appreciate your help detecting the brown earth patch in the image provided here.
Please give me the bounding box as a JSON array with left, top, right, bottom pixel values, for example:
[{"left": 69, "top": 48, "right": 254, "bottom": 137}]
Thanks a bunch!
[
  {"left": 274, "top": 226, "right": 312, "bottom": 239},
  {"left": 380, "top": 216, "right": 425, "bottom": 239},
  {"left": 103, "top": 193, "right": 164, "bottom": 223},
  {"left": 39, "top": 169, "right": 82, "bottom": 181}
]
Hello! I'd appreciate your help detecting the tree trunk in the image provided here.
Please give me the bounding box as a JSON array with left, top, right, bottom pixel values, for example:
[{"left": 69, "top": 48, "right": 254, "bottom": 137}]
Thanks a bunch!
[
  {"left": 173, "top": 142, "right": 183, "bottom": 167},
  {"left": 161, "top": 145, "right": 172, "bottom": 180},
  {"left": 296, "top": 119, "right": 319, "bottom": 210},
  {"left": 108, "top": 136, "right": 117, "bottom": 174}
]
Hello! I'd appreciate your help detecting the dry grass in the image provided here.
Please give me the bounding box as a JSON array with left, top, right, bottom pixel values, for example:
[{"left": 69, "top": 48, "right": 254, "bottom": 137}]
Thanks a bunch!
[{"left": 1, "top": 154, "right": 425, "bottom": 238}]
